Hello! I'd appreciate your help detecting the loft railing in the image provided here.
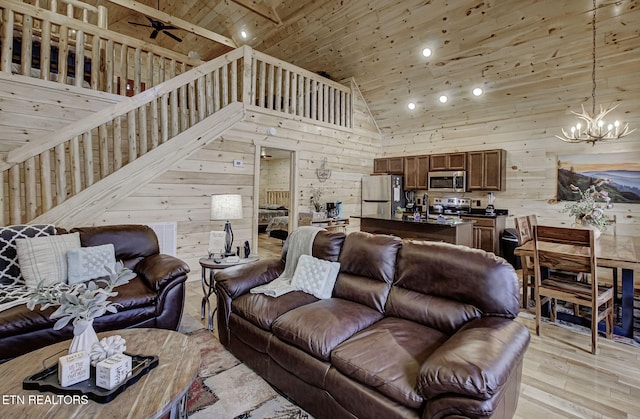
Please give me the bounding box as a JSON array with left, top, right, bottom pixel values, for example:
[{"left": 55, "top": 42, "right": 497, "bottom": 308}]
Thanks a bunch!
[
  {"left": 0, "top": 0, "right": 202, "bottom": 94},
  {"left": 0, "top": 47, "right": 245, "bottom": 224},
  {"left": 0, "top": 42, "right": 353, "bottom": 224}
]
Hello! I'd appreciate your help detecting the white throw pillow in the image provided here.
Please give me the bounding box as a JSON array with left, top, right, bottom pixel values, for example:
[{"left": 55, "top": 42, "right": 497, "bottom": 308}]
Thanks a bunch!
[
  {"left": 291, "top": 254, "right": 340, "bottom": 299},
  {"left": 67, "top": 244, "right": 116, "bottom": 285},
  {"left": 16, "top": 233, "right": 81, "bottom": 287}
]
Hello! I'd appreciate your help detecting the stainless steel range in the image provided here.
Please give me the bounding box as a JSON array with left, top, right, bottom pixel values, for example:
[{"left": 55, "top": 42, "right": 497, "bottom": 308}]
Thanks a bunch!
[{"left": 430, "top": 197, "right": 471, "bottom": 215}]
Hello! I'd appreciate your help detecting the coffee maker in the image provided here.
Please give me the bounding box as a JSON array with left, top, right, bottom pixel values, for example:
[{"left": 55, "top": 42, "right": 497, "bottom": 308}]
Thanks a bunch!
[{"left": 405, "top": 191, "right": 415, "bottom": 211}]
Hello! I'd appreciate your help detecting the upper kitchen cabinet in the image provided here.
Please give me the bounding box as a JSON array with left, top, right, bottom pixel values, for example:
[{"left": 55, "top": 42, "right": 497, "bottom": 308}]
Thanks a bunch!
[
  {"left": 404, "top": 155, "right": 429, "bottom": 190},
  {"left": 429, "top": 153, "right": 466, "bottom": 171},
  {"left": 373, "top": 157, "right": 404, "bottom": 175},
  {"left": 467, "top": 149, "right": 507, "bottom": 191}
]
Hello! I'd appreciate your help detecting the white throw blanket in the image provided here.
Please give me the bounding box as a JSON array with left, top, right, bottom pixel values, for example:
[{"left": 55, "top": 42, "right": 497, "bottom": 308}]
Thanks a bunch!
[{"left": 250, "top": 226, "right": 324, "bottom": 297}]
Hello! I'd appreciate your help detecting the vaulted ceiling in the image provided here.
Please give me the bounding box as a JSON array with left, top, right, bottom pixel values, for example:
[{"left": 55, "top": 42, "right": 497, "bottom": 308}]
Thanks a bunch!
[{"left": 89, "top": 0, "right": 640, "bottom": 136}]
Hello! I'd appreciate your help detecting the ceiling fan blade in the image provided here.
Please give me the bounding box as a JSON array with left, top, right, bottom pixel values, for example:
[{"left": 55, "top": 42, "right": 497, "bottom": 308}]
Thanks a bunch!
[
  {"left": 150, "top": 29, "right": 159, "bottom": 39},
  {"left": 161, "top": 25, "right": 178, "bottom": 31},
  {"left": 128, "top": 21, "right": 153, "bottom": 28},
  {"left": 163, "top": 30, "right": 182, "bottom": 42},
  {"left": 146, "top": 16, "right": 158, "bottom": 26}
]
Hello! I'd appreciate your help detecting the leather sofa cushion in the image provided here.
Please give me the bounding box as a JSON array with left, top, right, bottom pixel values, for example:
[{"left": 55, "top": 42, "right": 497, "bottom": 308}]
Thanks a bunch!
[
  {"left": 272, "top": 298, "right": 383, "bottom": 361},
  {"left": 332, "top": 232, "right": 401, "bottom": 312},
  {"left": 281, "top": 230, "right": 346, "bottom": 263},
  {"left": 71, "top": 225, "right": 159, "bottom": 270},
  {"left": 337, "top": 231, "right": 401, "bottom": 284},
  {"left": 385, "top": 286, "right": 481, "bottom": 335},
  {"left": 395, "top": 240, "right": 520, "bottom": 318},
  {"left": 331, "top": 317, "right": 448, "bottom": 409},
  {"left": 0, "top": 277, "right": 155, "bottom": 338},
  {"left": 333, "top": 272, "right": 391, "bottom": 313},
  {"left": 232, "top": 291, "right": 318, "bottom": 331}
]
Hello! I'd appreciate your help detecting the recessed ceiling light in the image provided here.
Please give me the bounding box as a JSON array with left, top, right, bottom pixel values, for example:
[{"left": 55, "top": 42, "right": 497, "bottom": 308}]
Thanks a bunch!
[
  {"left": 407, "top": 102, "right": 416, "bottom": 110},
  {"left": 422, "top": 48, "right": 432, "bottom": 58},
  {"left": 472, "top": 87, "right": 483, "bottom": 96},
  {"left": 240, "top": 30, "right": 248, "bottom": 39},
  {"left": 439, "top": 95, "right": 448, "bottom": 103}
]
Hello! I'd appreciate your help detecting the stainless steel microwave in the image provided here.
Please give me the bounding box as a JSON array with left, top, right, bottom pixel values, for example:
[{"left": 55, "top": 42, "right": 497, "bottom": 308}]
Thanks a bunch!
[{"left": 427, "top": 171, "right": 466, "bottom": 193}]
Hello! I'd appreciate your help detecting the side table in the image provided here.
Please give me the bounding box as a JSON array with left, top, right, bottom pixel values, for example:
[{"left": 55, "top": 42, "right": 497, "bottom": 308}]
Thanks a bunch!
[{"left": 199, "top": 256, "right": 260, "bottom": 330}]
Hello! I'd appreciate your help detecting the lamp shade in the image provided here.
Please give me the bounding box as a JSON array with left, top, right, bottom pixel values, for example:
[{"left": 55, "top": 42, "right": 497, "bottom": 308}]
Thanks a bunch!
[{"left": 210, "top": 194, "right": 243, "bottom": 220}]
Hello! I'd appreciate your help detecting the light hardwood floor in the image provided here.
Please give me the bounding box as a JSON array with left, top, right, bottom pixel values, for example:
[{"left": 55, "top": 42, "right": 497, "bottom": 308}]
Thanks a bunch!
[{"left": 183, "top": 233, "right": 640, "bottom": 418}]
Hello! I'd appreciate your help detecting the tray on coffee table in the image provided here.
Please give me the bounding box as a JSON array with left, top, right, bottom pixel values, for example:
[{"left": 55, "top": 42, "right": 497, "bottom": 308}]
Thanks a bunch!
[{"left": 22, "top": 353, "right": 159, "bottom": 403}]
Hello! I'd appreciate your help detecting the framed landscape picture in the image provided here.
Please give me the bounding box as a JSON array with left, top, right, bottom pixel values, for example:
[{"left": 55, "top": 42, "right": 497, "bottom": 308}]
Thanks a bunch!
[{"left": 557, "top": 152, "right": 640, "bottom": 204}]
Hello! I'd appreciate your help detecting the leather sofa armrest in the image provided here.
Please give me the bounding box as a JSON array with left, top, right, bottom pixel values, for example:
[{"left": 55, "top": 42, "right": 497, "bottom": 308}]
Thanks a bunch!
[
  {"left": 134, "top": 254, "right": 190, "bottom": 292},
  {"left": 417, "top": 317, "right": 530, "bottom": 400},
  {"left": 215, "top": 258, "right": 284, "bottom": 299}
]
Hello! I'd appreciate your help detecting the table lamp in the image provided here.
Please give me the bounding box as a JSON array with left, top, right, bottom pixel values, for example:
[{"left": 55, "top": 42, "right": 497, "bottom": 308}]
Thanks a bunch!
[{"left": 210, "top": 194, "right": 243, "bottom": 256}]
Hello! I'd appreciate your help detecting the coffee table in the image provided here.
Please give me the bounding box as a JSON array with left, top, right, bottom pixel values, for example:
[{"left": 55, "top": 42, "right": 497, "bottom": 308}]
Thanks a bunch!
[
  {"left": 199, "top": 255, "right": 259, "bottom": 330},
  {"left": 0, "top": 328, "right": 200, "bottom": 418}
]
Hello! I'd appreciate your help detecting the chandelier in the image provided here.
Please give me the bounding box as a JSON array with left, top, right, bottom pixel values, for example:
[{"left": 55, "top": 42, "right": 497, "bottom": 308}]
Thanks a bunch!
[{"left": 556, "top": 0, "right": 634, "bottom": 145}]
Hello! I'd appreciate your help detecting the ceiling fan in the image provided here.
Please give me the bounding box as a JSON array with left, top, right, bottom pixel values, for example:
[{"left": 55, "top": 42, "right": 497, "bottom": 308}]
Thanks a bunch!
[{"left": 128, "top": 1, "right": 182, "bottom": 42}]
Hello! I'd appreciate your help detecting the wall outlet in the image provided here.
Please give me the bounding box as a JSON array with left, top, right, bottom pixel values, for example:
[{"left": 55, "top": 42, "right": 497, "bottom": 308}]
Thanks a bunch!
[
  {"left": 233, "top": 160, "right": 243, "bottom": 167},
  {"left": 476, "top": 200, "right": 482, "bottom": 207}
]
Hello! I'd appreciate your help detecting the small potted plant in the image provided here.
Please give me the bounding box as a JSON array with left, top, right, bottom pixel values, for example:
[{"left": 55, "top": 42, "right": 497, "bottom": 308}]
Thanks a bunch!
[
  {"left": 310, "top": 187, "right": 325, "bottom": 219},
  {"left": 26, "top": 262, "right": 136, "bottom": 354}
]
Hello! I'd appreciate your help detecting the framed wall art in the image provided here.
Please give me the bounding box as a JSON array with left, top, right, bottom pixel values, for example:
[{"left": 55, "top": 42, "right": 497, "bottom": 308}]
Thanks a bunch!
[{"left": 557, "top": 152, "right": 640, "bottom": 204}]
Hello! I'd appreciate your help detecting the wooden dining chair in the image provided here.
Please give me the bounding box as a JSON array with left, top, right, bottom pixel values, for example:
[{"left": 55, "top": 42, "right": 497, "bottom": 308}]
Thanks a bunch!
[
  {"left": 532, "top": 225, "right": 614, "bottom": 354},
  {"left": 514, "top": 215, "right": 534, "bottom": 307}
]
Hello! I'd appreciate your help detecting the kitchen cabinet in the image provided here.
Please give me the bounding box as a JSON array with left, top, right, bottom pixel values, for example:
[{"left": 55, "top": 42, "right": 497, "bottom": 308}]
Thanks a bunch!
[
  {"left": 467, "top": 149, "right": 506, "bottom": 191},
  {"left": 373, "top": 157, "right": 404, "bottom": 174},
  {"left": 461, "top": 215, "right": 506, "bottom": 255},
  {"left": 404, "top": 155, "right": 429, "bottom": 190},
  {"left": 429, "top": 153, "right": 466, "bottom": 171}
]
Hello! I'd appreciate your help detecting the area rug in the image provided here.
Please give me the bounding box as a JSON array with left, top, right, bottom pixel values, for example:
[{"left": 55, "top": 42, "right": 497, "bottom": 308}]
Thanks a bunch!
[{"left": 179, "top": 317, "right": 312, "bottom": 418}]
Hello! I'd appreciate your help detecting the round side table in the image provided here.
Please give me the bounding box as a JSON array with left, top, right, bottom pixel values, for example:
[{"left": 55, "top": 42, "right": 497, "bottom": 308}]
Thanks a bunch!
[{"left": 199, "top": 256, "right": 260, "bottom": 330}]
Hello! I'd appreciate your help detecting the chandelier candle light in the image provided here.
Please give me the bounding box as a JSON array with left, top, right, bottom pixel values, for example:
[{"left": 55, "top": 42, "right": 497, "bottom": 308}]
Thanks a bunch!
[
  {"left": 211, "top": 194, "right": 243, "bottom": 256},
  {"left": 556, "top": 0, "right": 634, "bottom": 145}
]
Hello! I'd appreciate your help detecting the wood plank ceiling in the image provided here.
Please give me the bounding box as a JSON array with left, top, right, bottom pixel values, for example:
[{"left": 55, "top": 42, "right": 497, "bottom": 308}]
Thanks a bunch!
[{"left": 90, "top": 0, "right": 640, "bottom": 136}]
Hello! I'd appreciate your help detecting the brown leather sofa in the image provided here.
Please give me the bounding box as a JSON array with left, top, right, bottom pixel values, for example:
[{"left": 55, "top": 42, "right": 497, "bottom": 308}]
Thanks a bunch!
[
  {"left": 216, "top": 231, "right": 530, "bottom": 419},
  {"left": 0, "top": 224, "right": 190, "bottom": 362}
]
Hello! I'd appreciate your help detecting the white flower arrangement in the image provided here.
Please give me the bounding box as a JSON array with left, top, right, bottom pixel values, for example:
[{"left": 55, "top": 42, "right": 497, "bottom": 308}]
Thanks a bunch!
[
  {"left": 26, "top": 262, "right": 136, "bottom": 334},
  {"left": 561, "top": 178, "right": 613, "bottom": 232}
]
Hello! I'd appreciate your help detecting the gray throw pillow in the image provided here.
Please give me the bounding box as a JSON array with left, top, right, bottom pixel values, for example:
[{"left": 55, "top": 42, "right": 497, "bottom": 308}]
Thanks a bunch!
[{"left": 67, "top": 244, "right": 117, "bottom": 285}]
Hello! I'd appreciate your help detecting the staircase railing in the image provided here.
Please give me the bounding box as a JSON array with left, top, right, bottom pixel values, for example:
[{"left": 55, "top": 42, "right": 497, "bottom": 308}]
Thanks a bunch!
[
  {"left": 1, "top": 46, "right": 246, "bottom": 224},
  {"left": 0, "top": 43, "right": 353, "bottom": 225},
  {"left": 0, "top": 0, "right": 202, "bottom": 94}
]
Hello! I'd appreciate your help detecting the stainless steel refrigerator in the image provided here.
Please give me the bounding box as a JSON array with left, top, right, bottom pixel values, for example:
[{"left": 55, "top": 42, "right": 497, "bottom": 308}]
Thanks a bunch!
[{"left": 361, "top": 174, "right": 404, "bottom": 218}]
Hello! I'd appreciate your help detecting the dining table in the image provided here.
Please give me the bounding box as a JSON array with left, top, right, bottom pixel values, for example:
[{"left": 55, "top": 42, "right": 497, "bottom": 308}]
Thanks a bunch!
[{"left": 515, "top": 231, "right": 640, "bottom": 338}]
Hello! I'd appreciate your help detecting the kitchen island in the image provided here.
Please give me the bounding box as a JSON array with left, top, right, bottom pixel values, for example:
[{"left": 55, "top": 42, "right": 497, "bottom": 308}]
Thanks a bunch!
[{"left": 358, "top": 216, "right": 473, "bottom": 247}]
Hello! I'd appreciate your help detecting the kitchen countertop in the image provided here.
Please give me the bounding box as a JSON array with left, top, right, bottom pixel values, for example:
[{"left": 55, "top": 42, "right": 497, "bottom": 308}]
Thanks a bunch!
[
  {"left": 462, "top": 209, "right": 508, "bottom": 218},
  {"left": 357, "top": 215, "right": 474, "bottom": 227},
  {"left": 358, "top": 215, "right": 474, "bottom": 246}
]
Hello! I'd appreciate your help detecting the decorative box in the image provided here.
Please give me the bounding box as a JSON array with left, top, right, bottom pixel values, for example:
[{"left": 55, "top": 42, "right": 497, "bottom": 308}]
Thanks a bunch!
[
  {"left": 96, "top": 353, "right": 132, "bottom": 390},
  {"left": 58, "top": 351, "right": 90, "bottom": 387}
]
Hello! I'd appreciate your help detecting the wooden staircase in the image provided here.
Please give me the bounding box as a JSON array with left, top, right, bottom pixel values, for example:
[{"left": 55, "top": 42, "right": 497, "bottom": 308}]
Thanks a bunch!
[{"left": 0, "top": 0, "right": 354, "bottom": 227}]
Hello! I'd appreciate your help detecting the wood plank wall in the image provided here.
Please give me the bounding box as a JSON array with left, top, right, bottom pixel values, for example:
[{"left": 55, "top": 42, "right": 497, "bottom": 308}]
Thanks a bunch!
[
  {"left": 92, "top": 104, "right": 379, "bottom": 280},
  {"left": 0, "top": 72, "right": 122, "bottom": 154},
  {"left": 259, "top": 158, "right": 290, "bottom": 204}
]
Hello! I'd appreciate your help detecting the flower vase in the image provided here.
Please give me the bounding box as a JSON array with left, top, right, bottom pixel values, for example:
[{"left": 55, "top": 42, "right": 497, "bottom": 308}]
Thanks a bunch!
[
  {"left": 69, "top": 319, "right": 99, "bottom": 355},
  {"left": 573, "top": 217, "right": 602, "bottom": 240}
]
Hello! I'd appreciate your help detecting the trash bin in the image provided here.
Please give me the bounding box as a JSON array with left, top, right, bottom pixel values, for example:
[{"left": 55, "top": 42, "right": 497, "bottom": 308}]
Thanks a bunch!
[{"left": 500, "top": 228, "right": 521, "bottom": 270}]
